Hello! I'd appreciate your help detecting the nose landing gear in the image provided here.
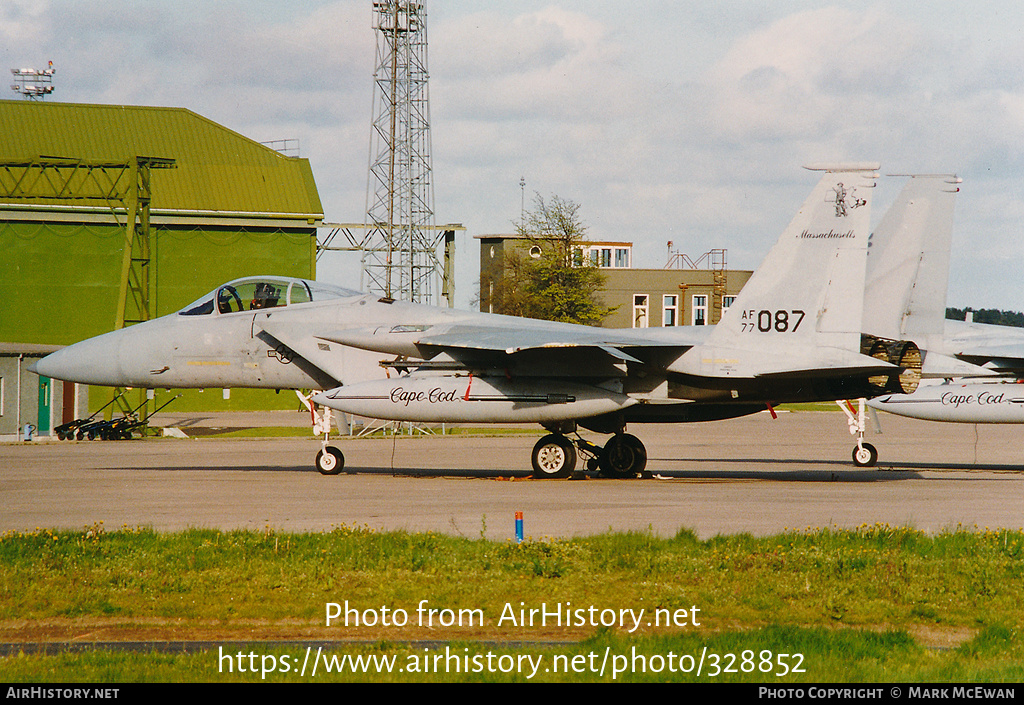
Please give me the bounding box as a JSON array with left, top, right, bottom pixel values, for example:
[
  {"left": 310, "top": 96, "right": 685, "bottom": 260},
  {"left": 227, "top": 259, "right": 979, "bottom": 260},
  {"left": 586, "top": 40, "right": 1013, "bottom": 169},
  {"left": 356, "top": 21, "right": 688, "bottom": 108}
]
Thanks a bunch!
[
  {"left": 839, "top": 398, "right": 879, "bottom": 468},
  {"left": 298, "top": 390, "right": 346, "bottom": 475},
  {"left": 316, "top": 446, "right": 345, "bottom": 475}
]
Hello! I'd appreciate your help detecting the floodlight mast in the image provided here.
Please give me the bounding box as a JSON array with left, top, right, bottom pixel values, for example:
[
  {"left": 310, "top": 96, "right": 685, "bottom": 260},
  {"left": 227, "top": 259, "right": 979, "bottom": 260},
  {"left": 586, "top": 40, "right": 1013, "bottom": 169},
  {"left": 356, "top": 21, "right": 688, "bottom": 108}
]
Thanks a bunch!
[{"left": 10, "top": 62, "right": 55, "bottom": 100}]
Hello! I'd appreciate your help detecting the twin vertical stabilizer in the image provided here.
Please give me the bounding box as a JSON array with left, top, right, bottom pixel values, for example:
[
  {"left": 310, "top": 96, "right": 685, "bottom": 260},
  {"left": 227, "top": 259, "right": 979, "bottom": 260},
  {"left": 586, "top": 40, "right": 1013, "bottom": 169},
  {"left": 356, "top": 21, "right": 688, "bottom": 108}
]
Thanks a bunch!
[{"left": 863, "top": 174, "right": 960, "bottom": 344}]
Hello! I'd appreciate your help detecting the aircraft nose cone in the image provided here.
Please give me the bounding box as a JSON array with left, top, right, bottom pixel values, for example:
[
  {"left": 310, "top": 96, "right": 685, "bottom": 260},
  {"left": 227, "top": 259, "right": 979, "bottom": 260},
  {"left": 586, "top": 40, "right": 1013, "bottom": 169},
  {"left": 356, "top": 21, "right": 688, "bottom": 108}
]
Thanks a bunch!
[{"left": 34, "top": 330, "right": 128, "bottom": 386}]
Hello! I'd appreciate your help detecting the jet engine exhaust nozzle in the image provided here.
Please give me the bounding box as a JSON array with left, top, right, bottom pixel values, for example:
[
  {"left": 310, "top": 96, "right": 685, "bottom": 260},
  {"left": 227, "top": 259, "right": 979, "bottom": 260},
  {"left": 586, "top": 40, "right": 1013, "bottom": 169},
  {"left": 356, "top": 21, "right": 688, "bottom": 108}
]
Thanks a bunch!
[{"left": 865, "top": 338, "right": 922, "bottom": 396}]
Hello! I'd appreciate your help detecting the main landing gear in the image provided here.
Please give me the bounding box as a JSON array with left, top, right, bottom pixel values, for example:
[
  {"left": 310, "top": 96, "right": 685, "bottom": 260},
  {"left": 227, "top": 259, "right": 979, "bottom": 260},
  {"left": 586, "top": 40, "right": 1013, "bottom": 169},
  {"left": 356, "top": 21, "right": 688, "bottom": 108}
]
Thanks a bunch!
[
  {"left": 298, "top": 391, "right": 346, "bottom": 475},
  {"left": 531, "top": 434, "right": 577, "bottom": 479},
  {"left": 599, "top": 433, "right": 647, "bottom": 478},
  {"left": 530, "top": 430, "right": 648, "bottom": 479},
  {"left": 838, "top": 398, "right": 878, "bottom": 467}
]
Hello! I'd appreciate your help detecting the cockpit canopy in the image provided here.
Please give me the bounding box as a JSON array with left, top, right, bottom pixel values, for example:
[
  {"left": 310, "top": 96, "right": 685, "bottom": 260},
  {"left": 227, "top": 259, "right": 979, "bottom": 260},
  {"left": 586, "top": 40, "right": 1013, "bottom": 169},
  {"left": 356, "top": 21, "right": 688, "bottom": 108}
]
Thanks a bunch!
[{"left": 178, "top": 277, "right": 362, "bottom": 316}]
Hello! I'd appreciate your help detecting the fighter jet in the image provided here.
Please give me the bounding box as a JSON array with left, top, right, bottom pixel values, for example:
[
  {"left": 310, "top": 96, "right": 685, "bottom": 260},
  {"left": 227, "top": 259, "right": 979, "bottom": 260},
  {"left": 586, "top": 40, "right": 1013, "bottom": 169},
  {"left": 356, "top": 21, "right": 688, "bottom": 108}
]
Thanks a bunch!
[{"left": 35, "top": 162, "right": 920, "bottom": 477}]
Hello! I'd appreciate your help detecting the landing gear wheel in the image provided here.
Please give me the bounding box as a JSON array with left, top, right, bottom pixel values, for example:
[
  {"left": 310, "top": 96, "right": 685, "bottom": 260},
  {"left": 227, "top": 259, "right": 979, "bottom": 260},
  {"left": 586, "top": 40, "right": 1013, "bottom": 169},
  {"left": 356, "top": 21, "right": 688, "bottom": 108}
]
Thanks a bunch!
[
  {"left": 852, "top": 443, "right": 878, "bottom": 468},
  {"left": 599, "top": 433, "right": 647, "bottom": 478},
  {"left": 316, "top": 446, "right": 345, "bottom": 475},
  {"left": 531, "top": 434, "right": 576, "bottom": 479}
]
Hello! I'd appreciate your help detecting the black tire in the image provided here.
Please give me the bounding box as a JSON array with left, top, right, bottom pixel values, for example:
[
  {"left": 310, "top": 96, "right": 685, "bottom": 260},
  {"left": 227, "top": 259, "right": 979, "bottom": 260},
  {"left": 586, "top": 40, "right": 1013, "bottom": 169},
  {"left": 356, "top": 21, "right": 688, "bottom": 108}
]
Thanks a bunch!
[
  {"left": 852, "top": 442, "right": 878, "bottom": 468},
  {"left": 599, "top": 433, "right": 647, "bottom": 478},
  {"left": 531, "top": 434, "right": 576, "bottom": 479},
  {"left": 316, "top": 446, "right": 345, "bottom": 475}
]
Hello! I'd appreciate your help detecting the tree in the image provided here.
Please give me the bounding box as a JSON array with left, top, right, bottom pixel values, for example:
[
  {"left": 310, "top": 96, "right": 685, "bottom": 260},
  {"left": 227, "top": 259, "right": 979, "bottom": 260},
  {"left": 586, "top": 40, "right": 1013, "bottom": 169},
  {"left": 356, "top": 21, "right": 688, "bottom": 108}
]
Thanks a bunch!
[
  {"left": 946, "top": 307, "right": 1024, "bottom": 327},
  {"left": 489, "top": 194, "right": 615, "bottom": 326}
]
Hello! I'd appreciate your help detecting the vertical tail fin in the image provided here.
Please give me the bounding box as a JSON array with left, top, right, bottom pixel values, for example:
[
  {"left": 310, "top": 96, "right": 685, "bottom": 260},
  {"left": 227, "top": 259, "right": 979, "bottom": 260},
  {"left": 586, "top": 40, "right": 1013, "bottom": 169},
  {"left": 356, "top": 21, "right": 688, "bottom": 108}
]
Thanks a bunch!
[
  {"left": 711, "top": 163, "right": 879, "bottom": 348},
  {"left": 863, "top": 174, "right": 960, "bottom": 342},
  {"left": 670, "top": 163, "right": 880, "bottom": 379}
]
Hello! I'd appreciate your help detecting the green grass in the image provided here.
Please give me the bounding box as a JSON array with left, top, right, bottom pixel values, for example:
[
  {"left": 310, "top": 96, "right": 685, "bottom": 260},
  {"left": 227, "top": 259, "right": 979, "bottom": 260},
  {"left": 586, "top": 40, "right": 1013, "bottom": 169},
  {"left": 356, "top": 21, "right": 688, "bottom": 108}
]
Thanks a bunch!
[
  {"left": 1, "top": 524, "right": 1022, "bottom": 682},
  {"left": 774, "top": 402, "right": 843, "bottom": 412},
  {"left": 6, "top": 626, "right": 1022, "bottom": 682},
  {"left": 3, "top": 625, "right": 1022, "bottom": 683}
]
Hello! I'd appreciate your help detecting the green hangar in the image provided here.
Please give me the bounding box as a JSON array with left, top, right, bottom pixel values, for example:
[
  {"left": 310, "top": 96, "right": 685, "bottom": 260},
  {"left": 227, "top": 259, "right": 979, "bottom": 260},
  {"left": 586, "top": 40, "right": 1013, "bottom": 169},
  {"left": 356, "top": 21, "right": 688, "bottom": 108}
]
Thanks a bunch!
[{"left": 0, "top": 100, "right": 324, "bottom": 435}]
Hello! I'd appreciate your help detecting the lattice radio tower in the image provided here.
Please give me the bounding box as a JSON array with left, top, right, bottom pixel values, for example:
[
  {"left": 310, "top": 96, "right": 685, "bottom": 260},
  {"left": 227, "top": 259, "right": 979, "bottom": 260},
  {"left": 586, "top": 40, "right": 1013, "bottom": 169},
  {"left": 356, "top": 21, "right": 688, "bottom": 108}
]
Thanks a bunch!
[{"left": 363, "top": 1, "right": 442, "bottom": 304}]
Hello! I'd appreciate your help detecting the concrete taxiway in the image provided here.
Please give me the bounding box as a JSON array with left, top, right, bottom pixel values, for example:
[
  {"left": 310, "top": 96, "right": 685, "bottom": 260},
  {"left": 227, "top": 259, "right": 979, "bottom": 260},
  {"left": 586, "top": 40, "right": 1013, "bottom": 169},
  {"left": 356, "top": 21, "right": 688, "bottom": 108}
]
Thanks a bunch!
[{"left": 2, "top": 411, "right": 1022, "bottom": 538}]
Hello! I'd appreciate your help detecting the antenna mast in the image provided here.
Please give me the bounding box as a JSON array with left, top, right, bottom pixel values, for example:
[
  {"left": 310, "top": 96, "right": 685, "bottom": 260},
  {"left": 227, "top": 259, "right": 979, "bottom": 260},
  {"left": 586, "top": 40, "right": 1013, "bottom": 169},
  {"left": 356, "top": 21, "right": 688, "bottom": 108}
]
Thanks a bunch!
[{"left": 363, "top": 1, "right": 440, "bottom": 303}]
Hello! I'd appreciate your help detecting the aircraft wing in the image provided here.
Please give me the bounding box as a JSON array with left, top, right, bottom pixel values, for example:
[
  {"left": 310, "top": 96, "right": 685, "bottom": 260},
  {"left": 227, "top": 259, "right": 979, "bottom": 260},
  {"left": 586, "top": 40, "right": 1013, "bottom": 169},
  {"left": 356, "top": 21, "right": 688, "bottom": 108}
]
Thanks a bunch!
[
  {"left": 940, "top": 320, "right": 1024, "bottom": 374},
  {"left": 311, "top": 319, "right": 706, "bottom": 360},
  {"left": 256, "top": 316, "right": 706, "bottom": 385},
  {"left": 415, "top": 322, "right": 706, "bottom": 354},
  {"left": 950, "top": 345, "right": 1024, "bottom": 372}
]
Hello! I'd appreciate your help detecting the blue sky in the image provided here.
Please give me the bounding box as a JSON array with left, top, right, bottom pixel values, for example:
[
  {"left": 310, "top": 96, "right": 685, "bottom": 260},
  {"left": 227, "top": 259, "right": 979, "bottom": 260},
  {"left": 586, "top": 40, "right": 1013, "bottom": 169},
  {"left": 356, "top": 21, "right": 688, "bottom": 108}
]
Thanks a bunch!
[{"left": 5, "top": 1, "right": 1024, "bottom": 310}]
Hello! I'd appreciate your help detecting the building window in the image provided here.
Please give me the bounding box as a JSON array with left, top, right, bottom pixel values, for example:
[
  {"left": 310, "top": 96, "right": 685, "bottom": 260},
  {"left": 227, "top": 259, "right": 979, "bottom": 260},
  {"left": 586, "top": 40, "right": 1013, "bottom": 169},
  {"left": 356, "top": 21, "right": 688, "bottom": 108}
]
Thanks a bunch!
[
  {"left": 588, "top": 248, "right": 612, "bottom": 267},
  {"left": 692, "top": 294, "right": 708, "bottom": 326},
  {"left": 662, "top": 295, "right": 678, "bottom": 327},
  {"left": 529, "top": 245, "right": 542, "bottom": 258},
  {"left": 633, "top": 294, "right": 649, "bottom": 328},
  {"left": 720, "top": 295, "right": 737, "bottom": 321},
  {"left": 581, "top": 244, "right": 631, "bottom": 268},
  {"left": 721, "top": 295, "right": 736, "bottom": 320}
]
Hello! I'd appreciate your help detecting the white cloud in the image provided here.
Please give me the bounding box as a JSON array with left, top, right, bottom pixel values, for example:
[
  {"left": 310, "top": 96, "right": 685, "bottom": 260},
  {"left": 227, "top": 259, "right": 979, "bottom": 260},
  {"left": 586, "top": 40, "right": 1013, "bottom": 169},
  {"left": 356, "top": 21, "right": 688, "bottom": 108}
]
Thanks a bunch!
[
  {"left": 434, "top": 7, "right": 634, "bottom": 122},
  {"left": 9, "top": 1, "right": 1024, "bottom": 308},
  {"left": 0, "top": 0, "right": 50, "bottom": 45},
  {"left": 701, "top": 7, "right": 929, "bottom": 144}
]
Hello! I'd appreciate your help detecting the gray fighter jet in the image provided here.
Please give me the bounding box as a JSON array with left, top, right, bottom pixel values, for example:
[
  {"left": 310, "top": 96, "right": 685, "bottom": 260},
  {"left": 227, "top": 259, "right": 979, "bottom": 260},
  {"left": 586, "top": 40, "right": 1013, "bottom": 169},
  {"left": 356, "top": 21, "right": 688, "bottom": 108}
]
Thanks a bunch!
[{"left": 35, "top": 163, "right": 920, "bottom": 477}]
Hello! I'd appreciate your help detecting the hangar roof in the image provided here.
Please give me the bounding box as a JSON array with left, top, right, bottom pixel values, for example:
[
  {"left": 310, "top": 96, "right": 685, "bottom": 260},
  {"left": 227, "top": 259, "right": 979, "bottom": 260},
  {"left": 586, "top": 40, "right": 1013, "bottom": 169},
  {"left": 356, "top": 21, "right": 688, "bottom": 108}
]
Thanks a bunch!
[{"left": 0, "top": 101, "right": 323, "bottom": 221}]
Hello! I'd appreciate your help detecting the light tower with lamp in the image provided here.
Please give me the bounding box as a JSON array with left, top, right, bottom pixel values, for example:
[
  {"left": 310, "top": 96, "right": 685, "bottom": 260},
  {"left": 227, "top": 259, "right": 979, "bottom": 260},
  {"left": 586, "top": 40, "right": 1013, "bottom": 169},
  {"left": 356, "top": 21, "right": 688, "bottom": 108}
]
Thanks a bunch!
[{"left": 10, "top": 61, "right": 55, "bottom": 100}]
